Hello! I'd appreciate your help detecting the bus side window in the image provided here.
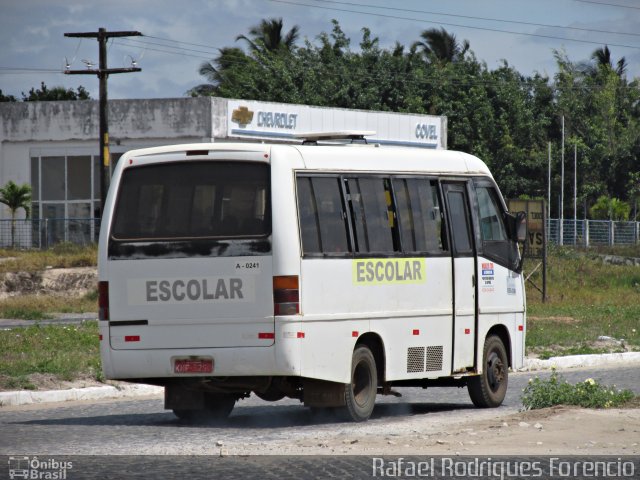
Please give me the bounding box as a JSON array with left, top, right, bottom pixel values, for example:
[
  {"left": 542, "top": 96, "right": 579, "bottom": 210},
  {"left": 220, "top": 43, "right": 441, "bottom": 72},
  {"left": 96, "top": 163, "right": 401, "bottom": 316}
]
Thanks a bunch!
[
  {"left": 296, "top": 176, "right": 349, "bottom": 255},
  {"left": 393, "top": 177, "right": 446, "bottom": 254},
  {"left": 475, "top": 185, "right": 518, "bottom": 270},
  {"left": 346, "top": 177, "right": 398, "bottom": 253},
  {"left": 476, "top": 187, "right": 507, "bottom": 241}
]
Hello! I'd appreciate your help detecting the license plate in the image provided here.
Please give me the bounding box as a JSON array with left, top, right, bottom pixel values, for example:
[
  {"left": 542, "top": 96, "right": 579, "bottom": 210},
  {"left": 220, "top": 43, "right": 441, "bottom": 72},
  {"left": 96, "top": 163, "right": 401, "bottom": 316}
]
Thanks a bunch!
[{"left": 174, "top": 358, "right": 213, "bottom": 374}]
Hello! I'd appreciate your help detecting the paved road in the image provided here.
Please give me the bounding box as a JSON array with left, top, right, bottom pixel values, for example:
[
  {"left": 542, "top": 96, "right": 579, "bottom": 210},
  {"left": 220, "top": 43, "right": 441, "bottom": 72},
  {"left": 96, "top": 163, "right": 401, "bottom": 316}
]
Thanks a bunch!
[{"left": 0, "top": 366, "right": 638, "bottom": 479}]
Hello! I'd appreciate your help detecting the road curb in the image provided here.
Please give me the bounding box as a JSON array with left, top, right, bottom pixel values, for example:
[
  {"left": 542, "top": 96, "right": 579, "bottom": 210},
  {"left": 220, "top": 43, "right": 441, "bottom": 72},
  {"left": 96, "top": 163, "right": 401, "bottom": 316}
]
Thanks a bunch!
[
  {"left": 1, "top": 352, "right": 639, "bottom": 407},
  {"left": 0, "top": 383, "right": 162, "bottom": 407},
  {"left": 521, "top": 351, "right": 640, "bottom": 371}
]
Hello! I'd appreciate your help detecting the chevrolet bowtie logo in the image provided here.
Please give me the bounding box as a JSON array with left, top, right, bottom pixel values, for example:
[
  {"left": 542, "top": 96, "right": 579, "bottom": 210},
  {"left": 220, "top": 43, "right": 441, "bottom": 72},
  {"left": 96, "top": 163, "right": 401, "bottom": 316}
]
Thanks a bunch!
[{"left": 231, "top": 106, "right": 254, "bottom": 125}]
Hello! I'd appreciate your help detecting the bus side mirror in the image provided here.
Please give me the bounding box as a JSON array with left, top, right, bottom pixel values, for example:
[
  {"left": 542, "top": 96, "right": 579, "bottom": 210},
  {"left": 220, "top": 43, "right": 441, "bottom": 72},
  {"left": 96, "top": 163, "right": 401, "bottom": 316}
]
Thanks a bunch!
[
  {"left": 505, "top": 211, "right": 527, "bottom": 242},
  {"left": 515, "top": 211, "right": 527, "bottom": 243}
]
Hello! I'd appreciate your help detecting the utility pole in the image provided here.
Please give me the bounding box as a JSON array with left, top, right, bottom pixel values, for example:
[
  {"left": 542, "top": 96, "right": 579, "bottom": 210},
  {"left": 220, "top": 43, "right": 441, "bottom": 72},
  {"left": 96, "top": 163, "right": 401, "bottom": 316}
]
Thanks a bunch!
[
  {"left": 548, "top": 142, "right": 551, "bottom": 223},
  {"left": 574, "top": 143, "right": 577, "bottom": 246},
  {"left": 64, "top": 28, "right": 142, "bottom": 216},
  {"left": 560, "top": 115, "right": 565, "bottom": 246}
]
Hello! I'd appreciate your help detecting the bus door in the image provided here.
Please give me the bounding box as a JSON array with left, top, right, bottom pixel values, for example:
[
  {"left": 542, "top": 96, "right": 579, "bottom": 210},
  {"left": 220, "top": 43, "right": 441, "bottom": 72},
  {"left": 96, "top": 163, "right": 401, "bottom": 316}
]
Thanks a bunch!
[{"left": 442, "top": 182, "right": 476, "bottom": 372}]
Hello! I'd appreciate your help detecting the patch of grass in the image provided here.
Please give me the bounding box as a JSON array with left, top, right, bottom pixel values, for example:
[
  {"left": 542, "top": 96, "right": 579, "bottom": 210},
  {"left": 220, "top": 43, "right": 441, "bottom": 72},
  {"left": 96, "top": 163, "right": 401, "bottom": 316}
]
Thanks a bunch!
[
  {"left": 0, "top": 243, "right": 97, "bottom": 274},
  {"left": 0, "top": 291, "right": 98, "bottom": 319},
  {"left": 525, "top": 247, "right": 640, "bottom": 355},
  {"left": 0, "top": 321, "right": 101, "bottom": 390},
  {"left": 0, "top": 375, "right": 36, "bottom": 390},
  {"left": 521, "top": 369, "right": 635, "bottom": 410},
  {"left": 535, "top": 344, "right": 626, "bottom": 360}
]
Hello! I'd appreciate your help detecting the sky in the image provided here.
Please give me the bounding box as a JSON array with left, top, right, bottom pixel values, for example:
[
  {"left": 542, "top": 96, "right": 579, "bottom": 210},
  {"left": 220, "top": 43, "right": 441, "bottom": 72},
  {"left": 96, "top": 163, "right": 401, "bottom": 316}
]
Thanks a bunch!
[{"left": 1, "top": 0, "right": 639, "bottom": 101}]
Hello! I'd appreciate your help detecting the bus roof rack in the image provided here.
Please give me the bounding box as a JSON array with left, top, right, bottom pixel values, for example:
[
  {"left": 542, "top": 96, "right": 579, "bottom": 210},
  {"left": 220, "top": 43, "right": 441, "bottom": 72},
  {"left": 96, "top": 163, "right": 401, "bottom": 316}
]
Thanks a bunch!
[{"left": 294, "top": 130, "right": 376, "bottom": 145}]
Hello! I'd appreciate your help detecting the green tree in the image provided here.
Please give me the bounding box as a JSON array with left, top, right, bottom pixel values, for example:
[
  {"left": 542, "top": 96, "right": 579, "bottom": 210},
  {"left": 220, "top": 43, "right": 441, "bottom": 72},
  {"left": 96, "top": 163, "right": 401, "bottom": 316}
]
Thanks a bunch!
[
  {"left": 0, "top": 181, "right": 32, "bottom": 248},
  {"left": 589, "top": 196, "right": 630, "bottom": 221},
  {"left": 189, "top": 18, "right": 299, "bottom": 97},
  {"left": 0, "top": 89, "right": 17, "bottom": 102},
  {"left": 412, "top": 27, "right": 469, "bottom": 64},
  {"left": 588, "top": 45, "right": 627, "bottom": 77},
  {"left": 187, "top": 22, "right": 640, "bottom": 210},
  {"left": 236, "top": 17, "right": 299, "bottom": 54},
  {"left": 22, "top": 82, "right": 90, "bottom": 101}
]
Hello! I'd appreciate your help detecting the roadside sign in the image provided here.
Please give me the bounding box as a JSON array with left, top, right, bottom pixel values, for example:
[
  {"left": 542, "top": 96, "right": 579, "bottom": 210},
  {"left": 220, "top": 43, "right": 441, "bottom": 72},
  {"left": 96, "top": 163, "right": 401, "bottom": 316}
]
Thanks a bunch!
[
  {"left": 508, "top": 199, "right": 547, "bottom": 302},
  {"left": 508, "top": 199, "right": 545, "bottom": 259}
]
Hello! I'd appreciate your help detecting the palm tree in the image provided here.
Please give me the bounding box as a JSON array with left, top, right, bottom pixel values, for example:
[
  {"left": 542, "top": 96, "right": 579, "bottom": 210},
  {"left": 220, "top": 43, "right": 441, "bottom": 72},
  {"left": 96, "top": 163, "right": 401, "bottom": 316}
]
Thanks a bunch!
[
  {"left": 0, "top": 180, "right": 31, "bottom": 248},
  {"left": 188, "top": 18, "right": 299, "bottom": 96},
  {"left": 236, "top": 18, "right": 299, "bottom": 55},
  {"left": 189, "top": 47, "right": 248, "bottom": 96},
  {"left": 579, "top": 46, "right": 627, "bottom": 78},
  {"left": 413, "top": 27, "right": 469, "bottom": 64}
]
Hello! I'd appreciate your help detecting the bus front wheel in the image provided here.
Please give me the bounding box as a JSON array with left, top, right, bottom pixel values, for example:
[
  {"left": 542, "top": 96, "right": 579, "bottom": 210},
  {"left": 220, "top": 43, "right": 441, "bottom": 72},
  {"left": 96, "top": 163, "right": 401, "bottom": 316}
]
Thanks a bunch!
[
  {"left": 467, "top": 335, "right": 508, "bottom": 408},
  {"left": 341, "top": 345, "right": 377, "bottom": 422}
]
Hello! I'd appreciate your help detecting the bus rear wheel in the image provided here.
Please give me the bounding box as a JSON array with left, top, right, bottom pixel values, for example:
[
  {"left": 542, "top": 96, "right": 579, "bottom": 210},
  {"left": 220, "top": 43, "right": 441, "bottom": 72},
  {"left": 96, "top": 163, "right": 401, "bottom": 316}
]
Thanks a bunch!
[
  {"left": 467, "top": 335, "right": 508, "bottom": 408},
  {"left": 340, "top": 345, "right": 377, "bottom": 422}
]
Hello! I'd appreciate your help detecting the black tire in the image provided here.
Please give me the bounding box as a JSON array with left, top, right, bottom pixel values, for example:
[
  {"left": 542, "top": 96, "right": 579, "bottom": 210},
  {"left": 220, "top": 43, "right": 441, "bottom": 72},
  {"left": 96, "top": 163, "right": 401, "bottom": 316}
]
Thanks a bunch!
[
  {"left": 467, "top": 335, "right": 508, "bottom": 408},
  {"left": 173, "top": 393, "right": 236, "bottom": 423},
  {"left": 340, "top": 345, "right": 377, "bottom": 422}
]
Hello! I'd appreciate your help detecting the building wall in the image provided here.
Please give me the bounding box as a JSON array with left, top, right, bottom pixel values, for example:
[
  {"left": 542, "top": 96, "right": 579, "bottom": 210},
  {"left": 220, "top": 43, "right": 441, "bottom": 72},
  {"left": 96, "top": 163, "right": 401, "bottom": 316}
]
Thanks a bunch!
[
  {"left": 0, "top": 97, "right": 447, "bottom": 228},
  {"left": 0, "top": 97, "right": 218, "bottom": 222}
]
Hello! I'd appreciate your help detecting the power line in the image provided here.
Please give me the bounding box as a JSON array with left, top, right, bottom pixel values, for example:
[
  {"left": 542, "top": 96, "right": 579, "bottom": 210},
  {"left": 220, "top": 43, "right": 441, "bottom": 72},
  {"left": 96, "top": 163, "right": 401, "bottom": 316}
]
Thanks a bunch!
[
  {"left": 112, "top": 39, "right": 214, "bottom": 61},
  {"left": 113, "top": 37, "right": 217, "bottom": 58},
  {"left": 312, "top": 0, "right": 640, "bottom": 38},
  {"left": 270, "top": 0, "right": 640, "bottom": 50},
  {"left": 143, "top": 35, "right": 221, "bottom": 51},
  {"left": 0, "top": 67, "right": 61, "bottom": 72},
  {"left": 572, "top": 0, "right": 640, "bottom": 10},
  {"left": 113, "top": 39, "right": 638, "bottom": 93}
]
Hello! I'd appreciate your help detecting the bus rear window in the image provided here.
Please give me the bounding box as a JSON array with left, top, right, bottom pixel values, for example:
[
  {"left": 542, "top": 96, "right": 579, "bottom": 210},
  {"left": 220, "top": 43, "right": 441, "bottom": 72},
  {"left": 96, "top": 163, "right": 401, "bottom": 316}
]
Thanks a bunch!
[{"left": 111, "top": 161, "right": 270, "bottom": 240}]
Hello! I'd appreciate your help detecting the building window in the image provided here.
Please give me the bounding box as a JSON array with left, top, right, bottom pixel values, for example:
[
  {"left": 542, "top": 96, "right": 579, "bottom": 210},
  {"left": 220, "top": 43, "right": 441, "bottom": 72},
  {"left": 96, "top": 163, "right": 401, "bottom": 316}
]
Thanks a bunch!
[{"left": 30, "top": 154, "right": 103, "bottom": 245}]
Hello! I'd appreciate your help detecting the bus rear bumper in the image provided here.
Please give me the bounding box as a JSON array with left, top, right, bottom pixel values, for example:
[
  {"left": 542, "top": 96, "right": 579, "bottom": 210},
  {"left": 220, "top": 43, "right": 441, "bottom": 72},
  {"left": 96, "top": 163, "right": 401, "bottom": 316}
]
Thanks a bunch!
[{"left": 99, "top": 323, "right": 302, "bottom": 380}]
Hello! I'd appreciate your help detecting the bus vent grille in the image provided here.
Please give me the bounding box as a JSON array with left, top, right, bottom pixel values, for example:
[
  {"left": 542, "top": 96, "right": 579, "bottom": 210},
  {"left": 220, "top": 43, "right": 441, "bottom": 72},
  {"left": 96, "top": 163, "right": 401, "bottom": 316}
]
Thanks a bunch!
[
  {"left": 407, "top": 347, "right": 425, "bottom": 373},
  {"left": 425, "top": 346, "right": 444, "bottom": 371}
]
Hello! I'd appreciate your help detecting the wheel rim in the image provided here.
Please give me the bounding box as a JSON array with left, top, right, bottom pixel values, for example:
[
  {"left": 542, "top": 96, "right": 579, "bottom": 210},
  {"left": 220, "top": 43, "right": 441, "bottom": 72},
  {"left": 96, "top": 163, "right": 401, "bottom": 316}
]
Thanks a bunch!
[
  {"left": 352, "top": 360, "right": 372, "bottom": 407},
  {"left": 486, "top": 351, "right": 505, "bottom": 392}
]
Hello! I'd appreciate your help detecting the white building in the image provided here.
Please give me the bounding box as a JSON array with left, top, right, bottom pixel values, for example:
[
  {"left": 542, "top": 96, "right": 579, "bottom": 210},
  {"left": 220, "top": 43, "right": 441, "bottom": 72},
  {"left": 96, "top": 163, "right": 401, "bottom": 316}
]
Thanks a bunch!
[{"left": 0, "top": 97, "right": 446, "bottom": 247}]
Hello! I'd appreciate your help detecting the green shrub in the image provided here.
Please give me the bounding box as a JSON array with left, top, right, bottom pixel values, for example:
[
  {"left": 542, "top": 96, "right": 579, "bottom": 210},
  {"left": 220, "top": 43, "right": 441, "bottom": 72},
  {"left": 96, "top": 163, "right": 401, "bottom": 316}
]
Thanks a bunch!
[{"left": 521, "top": 369, "right": 634, "bottom": 410}]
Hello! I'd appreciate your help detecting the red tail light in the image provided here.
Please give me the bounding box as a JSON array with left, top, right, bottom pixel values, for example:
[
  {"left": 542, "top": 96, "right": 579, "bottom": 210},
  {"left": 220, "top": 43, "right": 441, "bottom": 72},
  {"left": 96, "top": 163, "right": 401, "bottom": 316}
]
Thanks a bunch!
[
  {"left": 273, "top": 275, "right": 299, "bottom": 316},
  {"left": 98, "top": 281, "right": 109, "bottom": 321}
]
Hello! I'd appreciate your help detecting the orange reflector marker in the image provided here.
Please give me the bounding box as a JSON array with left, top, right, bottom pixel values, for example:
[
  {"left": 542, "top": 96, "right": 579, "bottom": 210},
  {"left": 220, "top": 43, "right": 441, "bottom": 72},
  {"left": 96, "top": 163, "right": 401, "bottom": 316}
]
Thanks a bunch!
[
  {"left": 352, "top": 331, "right": 359, "bottom": 337},
  {"left": 124, "top": 335, "right": 140, "bottom": 342},
  {"left": 274, "top": 276, "right": 298, "bottom": 290},
  {"left": 274, "top": 275, "right": 299, "bottom": 316},
  {"left": 258, "top": 332, "right": 275, "bottom": 339},
  {"left": 464, "top": 328, "right": 471, "bottom": 335},
  {"left": 518, "top": 325, "right": 524, "bottom": 331},
  {"left": 99, "top": 334, "right": 103, "bottom": 341},
  {"left": 412, "top": 329, "right": 420, "bottom": 336}
]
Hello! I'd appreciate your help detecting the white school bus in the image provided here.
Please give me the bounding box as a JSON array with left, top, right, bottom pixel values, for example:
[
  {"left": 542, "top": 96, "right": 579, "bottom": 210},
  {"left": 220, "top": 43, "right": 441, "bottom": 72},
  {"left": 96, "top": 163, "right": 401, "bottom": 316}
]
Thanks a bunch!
[{"left": 98, "top": 133, "right": 526, "bottom": 422}]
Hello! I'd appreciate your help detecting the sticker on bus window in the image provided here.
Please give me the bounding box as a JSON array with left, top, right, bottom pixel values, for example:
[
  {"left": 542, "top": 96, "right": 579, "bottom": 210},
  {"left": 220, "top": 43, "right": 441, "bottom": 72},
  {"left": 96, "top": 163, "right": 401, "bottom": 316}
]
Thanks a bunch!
[
  {"left": 352, "top": 258, "right": 426, "bottom": 285},
  {"left": 481, "top": 262, "right": 495, "bottom": 292}
]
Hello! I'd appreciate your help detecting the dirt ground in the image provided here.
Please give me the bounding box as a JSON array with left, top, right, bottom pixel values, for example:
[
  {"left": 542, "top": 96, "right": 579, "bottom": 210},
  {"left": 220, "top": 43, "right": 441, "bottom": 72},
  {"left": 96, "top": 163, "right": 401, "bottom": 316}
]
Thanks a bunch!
[{"left": 291, "top": 406, "right": 640, "bottom": 456}]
